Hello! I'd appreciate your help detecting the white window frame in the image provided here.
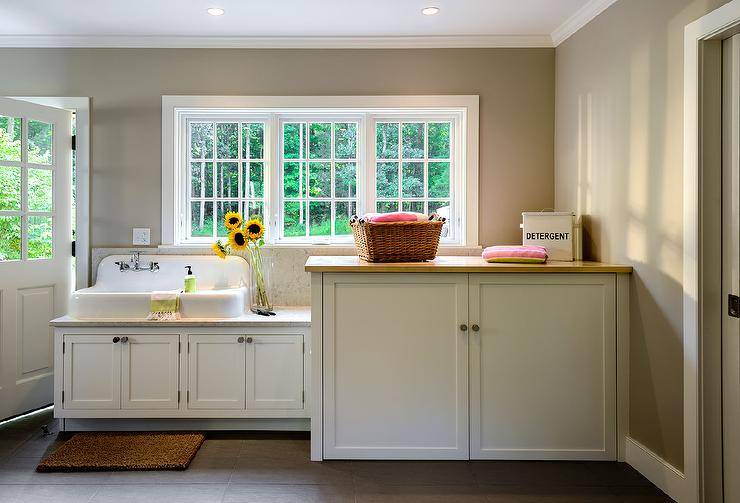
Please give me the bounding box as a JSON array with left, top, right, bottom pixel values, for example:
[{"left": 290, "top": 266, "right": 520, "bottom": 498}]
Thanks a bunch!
[{"left": 162, "top": 96, "right": 479, "bottom": 248}]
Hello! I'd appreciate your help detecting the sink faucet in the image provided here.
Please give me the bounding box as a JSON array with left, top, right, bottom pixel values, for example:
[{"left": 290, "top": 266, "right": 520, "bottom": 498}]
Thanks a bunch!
[{"left": 115, "top": 251, "right": 159, "bottom": 272}]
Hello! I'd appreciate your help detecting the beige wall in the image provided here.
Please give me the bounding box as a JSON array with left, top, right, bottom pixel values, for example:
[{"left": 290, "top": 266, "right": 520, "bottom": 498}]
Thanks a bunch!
[
  {"left": 0, "top": 48, "right": 554, "bottom": 249},
  {"left": 555, "top": 0, "right": 729, "bottom": 469}
]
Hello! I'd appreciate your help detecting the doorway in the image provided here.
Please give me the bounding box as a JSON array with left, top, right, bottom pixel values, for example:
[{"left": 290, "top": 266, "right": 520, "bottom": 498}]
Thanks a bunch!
[{"left": 723, "top": 33, "right": 740, "bottom": 503}]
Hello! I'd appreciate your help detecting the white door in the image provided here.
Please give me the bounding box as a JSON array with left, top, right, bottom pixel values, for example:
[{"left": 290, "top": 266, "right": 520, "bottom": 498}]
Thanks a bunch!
[
  {"left": 122, "top": 334, "right": 179, "bottom": 410},
  {"left": 0, "top": 98, "right": 72, "bottom": 419},
  {"left": 469, "top": 274, "right": 616, "bottom": 460},
  {"left": 323, "top": 273, "right": 469, "bottom": 459},
  {"left": 246, "top": 335, "right": 304, "bottom": 410},
  {"left": 723, "top": 33, "right": 740, "bottom": 503},
  {"left": 62, "top": 335, "right": 121, "bottom": 410},
  {"left": 188, "top": 334, "right": 245, "bottom": 410}
]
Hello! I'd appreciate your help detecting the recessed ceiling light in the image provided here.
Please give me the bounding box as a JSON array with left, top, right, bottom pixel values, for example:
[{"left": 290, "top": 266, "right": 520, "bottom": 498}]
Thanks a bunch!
[
  {"left": 421, "top": 6, "right": 440, "bottom": 16},
  {"left": 207, "top": 7, "right": 225, "bottom": 16}
]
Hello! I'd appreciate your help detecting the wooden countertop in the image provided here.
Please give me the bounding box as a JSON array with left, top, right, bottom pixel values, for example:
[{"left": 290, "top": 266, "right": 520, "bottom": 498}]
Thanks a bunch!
[
  {"left": 305, "top": 256, "right": 633, "bottom": 273},
  {"left": 50, "top": 306, "right": 311, "bottom": 328}
]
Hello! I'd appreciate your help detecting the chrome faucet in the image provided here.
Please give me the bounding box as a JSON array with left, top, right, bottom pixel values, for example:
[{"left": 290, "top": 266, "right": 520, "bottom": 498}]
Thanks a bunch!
[{"left": 115, "top": 251, "right": 159, "bottom": 272}]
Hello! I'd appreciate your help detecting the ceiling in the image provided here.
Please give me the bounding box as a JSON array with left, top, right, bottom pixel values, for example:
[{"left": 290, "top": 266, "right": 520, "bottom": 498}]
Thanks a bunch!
[{"left": 0, "top": 0, "right": 617, "bottom": 48}]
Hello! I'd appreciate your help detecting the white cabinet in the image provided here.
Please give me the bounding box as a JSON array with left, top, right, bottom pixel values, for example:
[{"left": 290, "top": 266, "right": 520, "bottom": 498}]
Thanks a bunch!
[
  {"left": 122, "top": 334, "right": 179, "bottom": 410},
  {"left": 468, "top": 274, "right": 616, "bottom": 460},
  {"left": 322, "top": 273, "right": 469, "bottom": 459},
  {"left": 63, "top": 334, "right": 179, "bottom": 411},
  {"left": 188, "top": 334, "right": 246, "bottom": 410},
  {"left": 246, "top": 335, "right": 304, "bottom": 410},
  {"left": 62, "top": 335, "right": 121, "bottom": 410},
  {"left": 314, "top": 270, "right": 624, "bottom": 461}
]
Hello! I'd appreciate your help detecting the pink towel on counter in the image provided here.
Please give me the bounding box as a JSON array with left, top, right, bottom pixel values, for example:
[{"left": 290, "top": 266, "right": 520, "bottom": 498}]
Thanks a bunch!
[
  {"left": 482, "top": 245, "right": 548, "bottom": 263},
  {"left": 362, "top": 212, "right": 427, "bottom": 223}
]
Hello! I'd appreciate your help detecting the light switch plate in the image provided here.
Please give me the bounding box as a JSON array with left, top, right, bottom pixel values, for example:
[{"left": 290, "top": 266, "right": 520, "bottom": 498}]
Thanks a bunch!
[{"left": 132, "top": 228, "right": 151, "bottom": 245}]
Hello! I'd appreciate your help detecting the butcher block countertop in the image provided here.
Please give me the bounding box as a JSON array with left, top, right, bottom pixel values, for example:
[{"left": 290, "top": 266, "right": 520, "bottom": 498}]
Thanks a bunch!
[{"left": 304, "top": 256, "right": 633, "bottom": 274}]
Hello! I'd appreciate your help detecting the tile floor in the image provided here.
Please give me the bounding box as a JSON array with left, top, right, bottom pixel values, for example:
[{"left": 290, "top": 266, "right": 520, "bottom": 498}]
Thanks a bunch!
[{"left": 0, "top": 410, "right": 673, "bottom": 502}]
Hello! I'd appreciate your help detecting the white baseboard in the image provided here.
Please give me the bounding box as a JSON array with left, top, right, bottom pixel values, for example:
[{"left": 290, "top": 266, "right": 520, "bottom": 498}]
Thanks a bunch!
[{"left": 625, "top": 436, "right": 685, "bottom": 502}]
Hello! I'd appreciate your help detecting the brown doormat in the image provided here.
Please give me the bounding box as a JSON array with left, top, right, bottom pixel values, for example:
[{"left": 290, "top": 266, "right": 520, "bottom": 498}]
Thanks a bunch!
[{"left": 36, "top": 432, "right": 205, "bottom": 472}]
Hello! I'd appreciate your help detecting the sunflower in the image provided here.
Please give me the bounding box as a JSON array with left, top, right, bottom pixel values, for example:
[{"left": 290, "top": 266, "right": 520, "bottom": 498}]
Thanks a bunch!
[
  {"left": 244, "top": 218, "right": 265, "bottom": 241},
  {"left": 228, "top": 228, "right": 248, "bottom": 251},
  {"left": 224, "top": 211, "right": 243, "bottom": 230},
  {"left": 211, "top": 240, "right": 227, "bottom": 259}
]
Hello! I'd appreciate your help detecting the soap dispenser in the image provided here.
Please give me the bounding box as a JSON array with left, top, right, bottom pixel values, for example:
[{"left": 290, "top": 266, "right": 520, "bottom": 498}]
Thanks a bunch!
[{"left": 184, "top": 266, "right": 197, "bottom": 293}]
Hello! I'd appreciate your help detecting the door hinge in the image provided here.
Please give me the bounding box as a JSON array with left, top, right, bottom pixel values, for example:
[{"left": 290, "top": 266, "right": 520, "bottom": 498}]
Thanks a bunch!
[
  {"left": 178, "top": 341, "right": 181, "bottom": 353},
  {"left": 187, "top": 341, "right": 190, "bottom": 353},
  {"left": 61, "top": 390, "right": 64, "bottom": 403},
  {"left": 71, "top": 134, "right": 76, "bottom": 151},
  {"left": 730, "top": 294, "right": 740, "bottom": 318},
  {"left": 302, "top": 390, "right": 305, "bottom": 403},
  {"left": 178, "top": 390, "right": 180, "bottom": 403},
  {"left": 302, "top": 341, "right": 305, "bottom": 354},
  {"left": 62, "top": 341, "right": 65, "bottom": 353},
  {"left": 71, "top": 240, "right": 76, "bottom": 258},
  {"left": 187, "top": 390, "right": 190, "bottom": 403}
]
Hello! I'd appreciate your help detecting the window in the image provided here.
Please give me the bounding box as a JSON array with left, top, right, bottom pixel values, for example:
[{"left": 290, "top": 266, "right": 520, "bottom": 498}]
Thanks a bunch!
[
  {"left": 163, "top": 96, "right": 478, "bottom": 247},
  {"left": 281, "top": 120, "right": 359, "bottom": 240},
  {"left": 0, "top": 115, "right": 55, "bottom": 261},
  {"left": 374, "top": 120, "right": 453, "bottom": 237},
  {"left": 187, "top": 120, "right": 266, "bottom": 240}
]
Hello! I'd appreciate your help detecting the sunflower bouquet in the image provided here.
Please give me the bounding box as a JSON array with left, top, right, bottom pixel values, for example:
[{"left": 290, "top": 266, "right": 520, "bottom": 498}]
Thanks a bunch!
[{"left": 212, "top": 211, "right": 272, "bottom": 313}]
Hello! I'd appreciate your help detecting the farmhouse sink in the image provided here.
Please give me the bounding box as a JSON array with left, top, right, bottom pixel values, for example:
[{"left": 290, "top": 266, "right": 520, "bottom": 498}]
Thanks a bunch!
[{"left": 70, "top": 255, "right": 249, "bottom": 319}]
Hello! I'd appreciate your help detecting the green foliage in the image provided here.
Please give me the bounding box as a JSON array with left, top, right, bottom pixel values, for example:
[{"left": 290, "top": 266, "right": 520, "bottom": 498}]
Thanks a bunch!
[
  {"left": 0, "top": 120, "right": 53, "bottom": 261},
  {"left": 187, "top": 119, "right": 451, "bottom": 240}
]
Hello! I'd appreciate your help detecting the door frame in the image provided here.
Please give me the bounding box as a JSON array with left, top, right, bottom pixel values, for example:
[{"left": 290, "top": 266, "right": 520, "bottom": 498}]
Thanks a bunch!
[
  {"left": 11, "top": 97, "right": 90, "bottom": 290},
  {"left": 685, "top": 2, "right": 740, "bottom": 502}
]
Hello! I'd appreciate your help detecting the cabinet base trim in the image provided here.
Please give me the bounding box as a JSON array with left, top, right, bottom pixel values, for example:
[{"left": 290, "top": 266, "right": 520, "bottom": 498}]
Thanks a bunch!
[
  {"left": 624, "top": 436, "right": 684, "bottom": 502},
  {"left": 60, "top": 417, "right": 310, "bottom": 432}
]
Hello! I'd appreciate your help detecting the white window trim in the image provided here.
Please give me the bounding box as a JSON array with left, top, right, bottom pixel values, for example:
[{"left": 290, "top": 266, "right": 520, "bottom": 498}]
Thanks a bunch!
[{"left": 162, "top": 95, "right": 479, "bottom": 248}]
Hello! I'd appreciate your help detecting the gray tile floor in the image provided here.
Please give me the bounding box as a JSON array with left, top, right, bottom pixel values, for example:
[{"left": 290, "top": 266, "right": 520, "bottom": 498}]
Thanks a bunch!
[{"left": 0, "top": 410, "right": 674, "bottom": 502}]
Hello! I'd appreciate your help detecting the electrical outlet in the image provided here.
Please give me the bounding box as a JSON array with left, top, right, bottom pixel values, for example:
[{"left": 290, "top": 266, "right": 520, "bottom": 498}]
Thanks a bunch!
[{"left": 132, "top": 228, "right": 150, "bottom": 246}]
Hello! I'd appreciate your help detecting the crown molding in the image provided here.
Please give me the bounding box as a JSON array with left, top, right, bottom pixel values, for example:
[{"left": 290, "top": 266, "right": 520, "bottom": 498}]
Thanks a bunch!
[
  {"left": 0, "top": 34, "right": 554, "bottom": 49},
  {"left": 550, "top": 0, "right": 619, "bottom": 46}
]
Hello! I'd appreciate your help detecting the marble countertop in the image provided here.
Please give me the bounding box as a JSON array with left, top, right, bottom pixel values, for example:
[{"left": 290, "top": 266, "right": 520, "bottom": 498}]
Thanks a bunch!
[
  {"left": 305, "top": 256, "right": 633, "bottom": 273},
  {"left": 50, "top": 306, "right": 311, "bottom": 327}
]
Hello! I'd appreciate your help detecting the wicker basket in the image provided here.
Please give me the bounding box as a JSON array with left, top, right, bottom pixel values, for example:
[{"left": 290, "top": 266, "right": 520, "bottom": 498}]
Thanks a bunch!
[{"left": 351, "top": 220, "right": 444, "bottom": 262}]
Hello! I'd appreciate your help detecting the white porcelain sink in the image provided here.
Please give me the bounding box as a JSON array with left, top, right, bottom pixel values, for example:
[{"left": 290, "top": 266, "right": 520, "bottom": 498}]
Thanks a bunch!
[{"left": 70, "top": 255, "right": 249, "bottom": 319}]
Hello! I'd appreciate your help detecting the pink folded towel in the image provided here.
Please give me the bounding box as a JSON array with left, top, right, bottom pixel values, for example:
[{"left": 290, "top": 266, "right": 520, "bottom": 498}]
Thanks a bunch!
[
  {"left": 362, "top": 212, "right": 427, "bottom": 223},
  {"left": 482, "top": 245, "right": 548, "bottom": 263}
]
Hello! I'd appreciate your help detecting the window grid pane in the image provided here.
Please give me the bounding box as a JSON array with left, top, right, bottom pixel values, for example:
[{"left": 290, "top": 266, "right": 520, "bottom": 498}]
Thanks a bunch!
[
  {"left": 281, "top": 121, "right": 358, "bottom": 239},
  {"left": 187, "top": 121, "right": 266, "bottom": 240},
  {"left": 374, "top": 120, "right": 453, "bottom": 238}
]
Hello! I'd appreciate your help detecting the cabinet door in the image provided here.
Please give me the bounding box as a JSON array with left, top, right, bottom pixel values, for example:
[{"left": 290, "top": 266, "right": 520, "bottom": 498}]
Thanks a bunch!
[
  {"left": 62, "top": 335, "right": 121, "bottom": 410},
  {"left": 323, "top": 273, "right": 469, "bottom": 459},
  {"left": 246, "top": 335, "right": 304, "bottom": 410},
  {"left": 188, "top": 334, "right": 245, "bottom": 410},
  {"left": 122, "top": 334, "right": 179, "bottom": 410},
  {"left": 469, "top": 273, "right": 616, "bottom": 460}
]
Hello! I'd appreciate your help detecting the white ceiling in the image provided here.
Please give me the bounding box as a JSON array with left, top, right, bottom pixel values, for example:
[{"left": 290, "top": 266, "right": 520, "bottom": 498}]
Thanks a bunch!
[{"left": 0, "top": 0, "right": 617, "bottom": 48}]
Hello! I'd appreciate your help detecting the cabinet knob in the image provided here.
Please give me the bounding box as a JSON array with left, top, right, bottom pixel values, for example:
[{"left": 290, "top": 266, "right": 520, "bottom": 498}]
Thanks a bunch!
[
  {"left": 112, "top": 337, "right": 120, "bottom": 343},
  {"left": 471, "top": 324, "right": 480, "bottom": 332},
  {"left": 246, "top": 337, "right": 253, "bottom": 344},
  {"left": 237, "top": 337, "right": 245, "bottom": 343},
  {"left": 460, "top": 324, "right": 468, "bottom": 332},
  {"left": 120, "top": 336, "right": 129, "bottom": 343}
]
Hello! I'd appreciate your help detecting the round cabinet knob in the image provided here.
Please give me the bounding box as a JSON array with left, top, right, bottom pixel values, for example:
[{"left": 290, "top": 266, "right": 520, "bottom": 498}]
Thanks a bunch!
[
  {"left": 471, "top": 325, "right": 480, "bottom": 332},
  {"left": 460, "top": 324, "right": 468, "bottom": 332},
  {"left": 246, "top": 337, "right": 253, "bottom": 344},
  {"left": 120, "top": 336, "right": 129, "bottom": 343},
  {"left": 112, "top": 337, "right": 120, "bottom": 343},
  {"left": 237, "top": 337, "right": 245, "bottom": 343}
]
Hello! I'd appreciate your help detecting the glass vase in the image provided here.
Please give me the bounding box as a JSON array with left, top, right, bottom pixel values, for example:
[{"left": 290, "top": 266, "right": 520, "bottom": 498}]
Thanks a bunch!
[{"left": 247, "top": 245, "right": 273, "bottom": 313}]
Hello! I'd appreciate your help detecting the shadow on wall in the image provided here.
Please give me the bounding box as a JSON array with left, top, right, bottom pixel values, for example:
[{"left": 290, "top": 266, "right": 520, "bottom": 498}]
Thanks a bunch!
[{"left": 563, "top": 0, "right": 690, "bottom": 468}]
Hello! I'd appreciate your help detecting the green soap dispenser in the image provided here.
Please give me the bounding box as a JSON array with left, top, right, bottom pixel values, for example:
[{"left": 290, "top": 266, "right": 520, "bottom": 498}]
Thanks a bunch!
[{"left": 184, "top": 265, "right": 197, "bottom": 293}]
